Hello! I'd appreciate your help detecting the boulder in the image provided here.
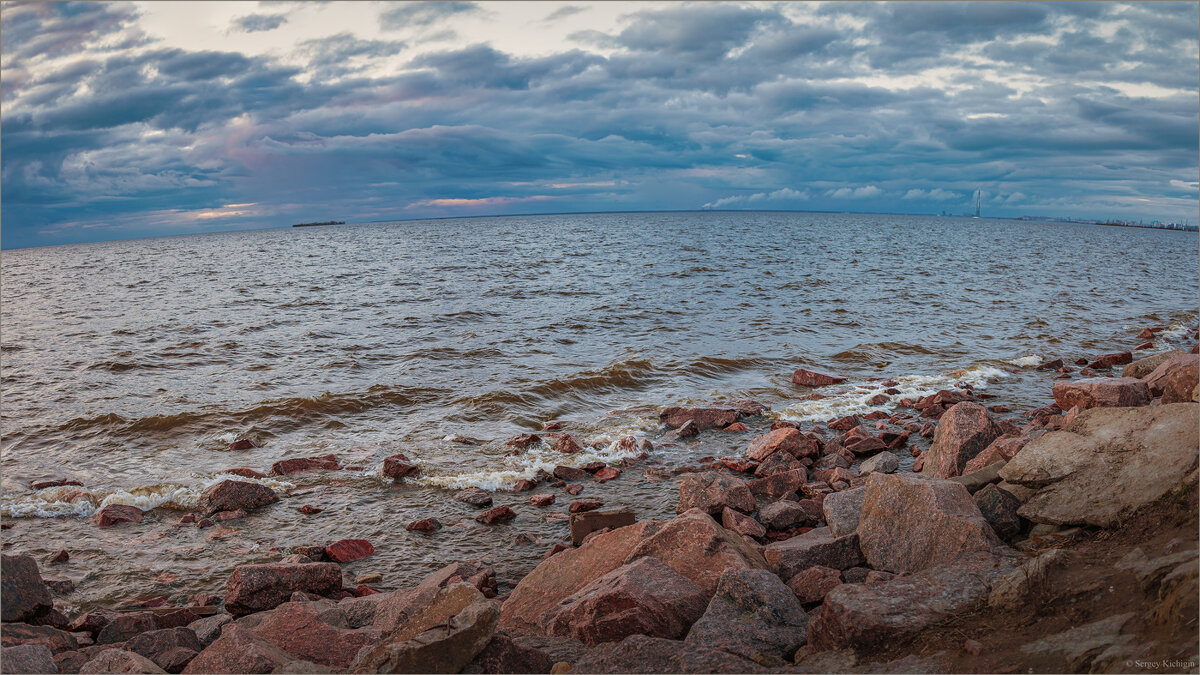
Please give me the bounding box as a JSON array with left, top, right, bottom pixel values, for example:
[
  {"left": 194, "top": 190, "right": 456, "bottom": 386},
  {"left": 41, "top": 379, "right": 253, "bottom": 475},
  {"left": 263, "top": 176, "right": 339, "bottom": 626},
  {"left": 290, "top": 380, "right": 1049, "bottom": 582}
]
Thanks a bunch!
[
  {"left": 197, "top": 481, "right": 277, "bottom": 516},
  {"left": 963, "top": 435, "right": 1028, "bottom": 474},
  {"left": 96, "top": 613, "right": 157, "bottom": 645},
  {"left": 454, "top": 487, "right": 493, "bottom": 508},
  {"left": 551, "top": 466, "right": 588, "bottom": 482},
  {"left": 920, "top": 402, "right": 1003, "bottom": 478},
  {"left": 269, "top": 454, "right": 339, "bottom": 476},
  {"left": 757, "top": 501, "right": 807, "bottom": 530},
  {"left": 89, "top": 505, "right": 144, "bottom": 528},
  {"left": 856, "top": 472, "right": 1003, "bottom": 574},
  {"left": 745, "top": 428, "right": 817, "bottom": 462},
  {"left": 792, "top": 368, "right": 846, "bottom": 387},
  {"left": 2, "top": 554, "right": 53, "bottom": 622},
  {"left": 79, "top": 649, "right": 166, "bottom": 674},
  {"left": 1122, "top": 349, "right": 1186, "bottom": 379},
  {"left": 2, "top": 623, "right": 78, "bottom": 653},
  {"left": 325, "top": 539, "right": 374, "bottom": 563},
  {"left": 753, "top": 451, "right": 804, "bottom": 478},
  {"left": 475, "top": 506, "right": 516, "bottom": 525},
  {"left": 676, "top": 472, "right": 754, "bottom": 515},
  {"left": 382, "top": 454, "right": 420, "bottom": 480},
  {"left": 223, "top": 563, "right": 343, "bottom": 616},
  {"left": 125, "top": 628, "right": 201, "bottom": 673},
  {"left": 684, "top": 568, "right": 808, "bottom": 667},
  {"left": 999, "top": 403, "right": 1200, "bottom": 527},
  {"left": 185, "top": 615, "right": 231, "bottom": 648},
  {"left": 181, "top": 624, "right": 294, "bottom": 674},
  {"left": 973, "top": 484, "right": 1023, "bottom": 540},
  {"left": 540, "top": 557, "right": 707, "bottom": 646},
  {"left": 1087, "top": 351, "right": 1133, "bottom": 370},
  {"left": 948, "top": 461, "right": 1006, "bottom": 494},
  {"left": 374, "top": 577, "right": 487, "bottom": 636},
  {"left": 747, "top": 469, "right": 806, "bottom": 501},
  {"left": 569, "top": 509, "right": 636, "bottom": 547},
  {"left": 659, "top": 408, "right": 740, "bottom": 431},
  {"left": 461, "top": 632, "right": 554, "bottom": 674},
  {"left": 821, "top": 486, "right": 865, "bottom": 538},
  {"left": 350, "top": 599, "right": 498, "bottom": 674},
  {"left": 1051, "top": 377, "right": 1151, "bottom": 410},
  {"left": 623, "top": 509, "right": 770, "bottom": 596},
  {"left": 719, "top": 457, "right": 757, "bottom": 473},
  {"left": 1144, "top": 353, "right": 1199, "bottom": 402},
  {"left": 720, "top": 507, "right": 766, "bottom": 540},
  {"left": 2, "top": 644, "right": 56, "bottom": 674},
  {"left": 786, "top": 565, "right": 843, "bottom": 604},
  {"left": 808, "top": 551, "right": 1017, "bottom": 650},
  {"left": 245, "top": 601, "right": 376, "bottom": 670},
  {"left": 763, "top": 528, "right": 864, "bottom": 578},
  {"left": 571, "top": 634, "right": 767, "bottom": 674},
  {"left": 858, "top": 451, "right": 899, "bottom": 476},
  {"left": 568, "top": 499, "right": 602, "bottom": 513}
]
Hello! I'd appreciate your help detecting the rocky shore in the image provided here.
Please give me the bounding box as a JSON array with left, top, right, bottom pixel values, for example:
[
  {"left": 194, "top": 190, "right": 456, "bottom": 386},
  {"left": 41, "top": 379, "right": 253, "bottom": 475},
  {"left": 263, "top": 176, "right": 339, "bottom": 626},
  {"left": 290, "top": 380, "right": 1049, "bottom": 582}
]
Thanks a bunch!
[{"left": 2, "top": 333, "right": 1198, "bottom": 674}]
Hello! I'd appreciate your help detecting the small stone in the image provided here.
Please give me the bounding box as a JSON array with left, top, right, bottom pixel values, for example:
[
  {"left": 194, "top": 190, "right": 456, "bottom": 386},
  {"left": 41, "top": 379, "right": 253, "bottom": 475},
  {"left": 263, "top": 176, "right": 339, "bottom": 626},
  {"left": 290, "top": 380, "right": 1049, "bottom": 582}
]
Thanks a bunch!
[
  {"left": 227, "top": 438, "right": 259, "bottom": 450},
  {"left": 90, "top": 505, "right": 144, "bottom": 528},
  {"left": 47, "top": 550, "right": 69, "bottom": 565},
  {"left": 564, "top": 483, "right": 584, "bottom": 495},
  {"left": 568, "top": 499, "right": 603, "bottom": 513},
  {"left": 593, "top": 467, "right": 621, "bottom": 483},
  {"left": 325, "top": 539, "right": 374, "bottom": 563},
  {"left": 455, "top": 487, "right": 493, "bottom": 508},
  {"left": 786, "top": 565, "right": 844, "bottom": 604},
  {"left": 553, "top": 434, "right": 582, "bottom": 453},
  {"left": 382, "top": 453, "right": 420, "bottom": 480},
  {"left": 964, "top": 638, "right": 985, "bottom": 656},
  {"left": 406, "top": 518, "right": 442, "bottom": 532},
  {"left": 298, "top": 505, "right": 323, "bottom": 515},
  {"left": 476, "top": 506, "right": 516, "bottom": 525},
  {"left": 529, "top": 494, "right": 555, "bottom": 507}
]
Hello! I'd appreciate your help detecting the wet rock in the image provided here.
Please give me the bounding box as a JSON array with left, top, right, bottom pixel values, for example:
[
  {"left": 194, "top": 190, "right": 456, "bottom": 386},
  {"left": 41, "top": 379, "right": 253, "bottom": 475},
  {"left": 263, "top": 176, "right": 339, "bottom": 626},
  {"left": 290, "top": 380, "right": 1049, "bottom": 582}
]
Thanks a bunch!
[
  {"left": 181, "top": 623, "right": 294, "bottom": 674},
  {"left": 506, "top": 433, "right": 541, "bottom": 449},
  {"left": 461, "top": 631, "right": 554, "bottom": 674},
  {"left": 920, "top": 402, "right": 1003, "bottom": 479},
  {"left": 1051, "top": 377, "right": 1151, "bottom": 409},
  {"left": 758, "top": 501, "right": 807, "bottom": 530},
  {"left": 592, "top": 467, "right": 621, "bottom": 483},
  {"left": 2, "top": 623, "right": 79, "bottom": 653},
  {"left": 568, "top": 499, "right": 602, "bottom": 514},
  {"left": 224, "top": 562, "right": 343, "bottom": 616},
  {"left": 406, "top": 518, "right": 442, "bottom": 532},
  {"left": 551, "top": 466, "right": 588, "bottom": 482},
  {"left": 551, "top": 434, "right": 582, "bottom": 454},
  {"left": 78, "top": 649, "right": 166, "bottom": 674},
  {"left": 792, "top": 368, "right": 846, "bottom": 387},
  {"left": 294, "top": 546, "right": 327, "bottom": 561},
  {"left": 723, "top": 422, "right": 749, "bottom": 432},
  {"left": 719, "top": 457, "right": 757, "bottom": 473},
  {"left": 185, "top": 615, "right": 231, "bottom": 648},
  {"left": 661, "top": 420, "right": 698, "bottom": 441},
  {"left": 569, "top": 508, "right": 635, "bottom": 546},
  {"left": 808, "top": 551, "right": 1016, "bottom": 650},
  {"left": 476, "top": 506, "right": 516, "bottom": 525},
  {"left": 746, "top": 428, "right": 818, "bottom": 462},
  {"left": 325, "top": 539, "right": 374, "bottom": 563},
  {"left": 572, "top": 633, "right": 767, "bottom": 673},
  {"left": 2, "top": 644, "right": 57, "bottom": 674},
  {"left": 763, "top": 527, "right": 864, "bottom": 578},
  {"left": 999, "top": 403, "right": 1199, "bottom": 526},
  {"left": 1144, "top": 352, "right": 1200, "bottom": 402},
  {"left": 857, "top": 473, "right": 1003, "bottom": 574},
  {"left": 1123, "top": 349, "right": 1187, "bottom": 379},
  {"left": 858, "top": 451, "right": 899, "bottom": 476},
  {"left": 227, "top": 439, "right": 259, "bottom": 451},
  {"left": 747, "top": 469, "right": 806, "bottom": 501},
  {"left": 972, "top": 484, "right": 1023, "bottom": 540},
  {"left": 752, "top": 451, "right": 804, "bottom": 479},
  {"left": 721, "top": 507, "right": 766, "bottom": 540},
  {"left": 269, "top": 454, "right": 339, "bottom": 477},
  {"left": 676, "top": 471, "right": 754, "bottom": 515},
  {"left": 125, "top": 629, "right": 201, "bottom": 673},
  {"left": 197, "top": 481, "right": 277, "bottom": 516},
  {"left": 382, "top": 454, "right": 420, "bottom": 480},
  {"left": 828, "top": 415, "right": 861, "bottom": 432},
  {"left": 1086, "top": 351, "right": 1133, "bottom": 370},
  {"left": 2, "top": 554, "right": 53, "bottom": 622},
  {"left": 684, "top": 568, "right": 808, "bottom": 667},
  {"left": 786, "top": 565, "right": 843, "bottom": 604},
  {"left": 211, "top": 509, "right": 245, "bottom": 523},
  {"left": 541, "top": 557, "right": 707, "bottom": 646},
  {"left": 529, "top": 494, "right": 555, "bottom": 507},
  {"left": 821, "top": 486, "right": 865, "bottom": 538},
  {"left": 68, "top": 611, "right": 117, "bottom": 637},
  {"left": 89, "top": 505, "right": 144, "bottom": 528},
  {"left": 659, "top": 407, "right": 741, "bottom": 431},
  {"left": 455, "top": 487, "right": 493, "bottom": 508},
  {"left": 563, "top": 483, "right": 584, "bottom": 495},
  {"left": 352, "top": 596, "right": 498, "bottom": 674}
]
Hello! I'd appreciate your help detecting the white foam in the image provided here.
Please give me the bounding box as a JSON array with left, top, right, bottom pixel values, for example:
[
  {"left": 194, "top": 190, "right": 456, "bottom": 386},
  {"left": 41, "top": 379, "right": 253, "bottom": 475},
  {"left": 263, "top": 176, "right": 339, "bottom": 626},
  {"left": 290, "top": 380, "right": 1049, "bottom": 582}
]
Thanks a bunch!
[
  {"left": 1159, "top": 322, "right": 1192, "bottom": 340},
  {"left": 777, "top": 364, "right": 1008, "bottom": 423},
  {"left": 1007, "top": 355, "right": 1043, "bottom": 367}
]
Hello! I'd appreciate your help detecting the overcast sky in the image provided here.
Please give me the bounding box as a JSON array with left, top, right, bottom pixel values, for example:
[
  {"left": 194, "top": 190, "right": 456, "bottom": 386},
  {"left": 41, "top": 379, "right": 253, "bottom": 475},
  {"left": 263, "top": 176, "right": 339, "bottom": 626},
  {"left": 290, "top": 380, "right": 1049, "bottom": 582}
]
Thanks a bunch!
[{"left": 2, "top": 1, "right": 1197, "bottom": 248}]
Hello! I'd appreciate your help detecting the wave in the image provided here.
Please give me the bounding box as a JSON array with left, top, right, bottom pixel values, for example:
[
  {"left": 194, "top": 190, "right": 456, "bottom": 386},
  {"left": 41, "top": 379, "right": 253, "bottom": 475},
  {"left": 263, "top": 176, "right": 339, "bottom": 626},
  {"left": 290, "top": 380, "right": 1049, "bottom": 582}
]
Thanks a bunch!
[{"left": 1, "top": 475, "right": 295, "bottom": 519}]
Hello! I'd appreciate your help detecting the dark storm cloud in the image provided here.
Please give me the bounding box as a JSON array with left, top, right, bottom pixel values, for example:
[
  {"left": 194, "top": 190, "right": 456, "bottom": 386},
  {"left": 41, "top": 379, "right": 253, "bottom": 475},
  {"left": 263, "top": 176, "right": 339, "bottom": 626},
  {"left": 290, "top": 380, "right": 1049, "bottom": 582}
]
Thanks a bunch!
[
  {"left": 1, "top": 1, "right": 1197, "bottom": 248},
  {"left": 231, "top": 13, "right": 288, "bottom": 33},
  {"left": 379, "top": 1, "right": 480, "bottom": 29}
]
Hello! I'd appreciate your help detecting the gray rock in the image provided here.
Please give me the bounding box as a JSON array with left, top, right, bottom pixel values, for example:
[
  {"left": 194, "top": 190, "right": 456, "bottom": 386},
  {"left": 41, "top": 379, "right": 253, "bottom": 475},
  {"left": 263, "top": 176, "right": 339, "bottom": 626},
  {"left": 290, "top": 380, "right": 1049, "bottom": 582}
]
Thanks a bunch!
[
  {"left": 337, "top": 594, "right": 386, "bottom": 629},
  {"left": 821, "top": 486, "right": 866, "bottom": 538},
  {"left": 185, "top": 614, "right": 231, "bottom": 648},
  {"left": 763, "top": 527, "right": 865, "bottom": 578},
  {"left": 858, "top": 451, "right": 899, "bottom": 476},
  {"left": 757, "top": 500, "right": 807, "bottom": 530},
  {"left": 684, "top": 569, "right": 808, "bottom": 667},
  {"left": 1019, "top": 613, "right": 1135, "bottom": 671},
  {"left": 999, "top": 403, "right": 1199, "bottom": 526},
  {"left": 948, "top": 461, "right": 1006, "bottom": 494},
  {"left": 350, "top": 600, "right": 499, "bottom": 674},
  {"left": 2, "top": 644, "right": 57, "bottom": 674}
]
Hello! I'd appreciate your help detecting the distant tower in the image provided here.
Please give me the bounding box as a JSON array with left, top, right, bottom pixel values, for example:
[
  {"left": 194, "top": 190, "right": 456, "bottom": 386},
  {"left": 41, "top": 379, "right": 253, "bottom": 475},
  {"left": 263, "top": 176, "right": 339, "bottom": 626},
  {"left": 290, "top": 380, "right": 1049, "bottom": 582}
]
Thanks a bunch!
[{"left": 974, "top": 188, "right": 981, "bottom": 218}]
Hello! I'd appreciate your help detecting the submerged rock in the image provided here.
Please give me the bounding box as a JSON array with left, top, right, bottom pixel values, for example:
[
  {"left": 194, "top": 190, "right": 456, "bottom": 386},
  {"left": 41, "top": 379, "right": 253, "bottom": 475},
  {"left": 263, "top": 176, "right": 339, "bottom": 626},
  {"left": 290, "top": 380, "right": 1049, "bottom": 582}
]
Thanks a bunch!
[
  {"left": 197, "top": 481, "right": 277, "bottom": 516},
  {"left": 791, "top": 368, "right": 846, "bottom": 387},
  {"left": 659, "top": 407, "right": 741, "bottom": 431},
  {"left": 89, "top": 505, "right": 144, "bottom": 528},
  {"left": 455, "top": 487, "right": 493, "bottom": 508},
  {"left": 270, "top": 454, "right": 340, "bottom": 476}
]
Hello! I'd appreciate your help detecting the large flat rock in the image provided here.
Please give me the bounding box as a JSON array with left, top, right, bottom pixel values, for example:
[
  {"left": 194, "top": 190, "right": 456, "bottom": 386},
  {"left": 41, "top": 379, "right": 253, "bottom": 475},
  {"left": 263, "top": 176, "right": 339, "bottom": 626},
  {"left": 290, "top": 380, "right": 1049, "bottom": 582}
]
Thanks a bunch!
[{"left": 999, "top": 403, "right": 1199, "bottom": 526}]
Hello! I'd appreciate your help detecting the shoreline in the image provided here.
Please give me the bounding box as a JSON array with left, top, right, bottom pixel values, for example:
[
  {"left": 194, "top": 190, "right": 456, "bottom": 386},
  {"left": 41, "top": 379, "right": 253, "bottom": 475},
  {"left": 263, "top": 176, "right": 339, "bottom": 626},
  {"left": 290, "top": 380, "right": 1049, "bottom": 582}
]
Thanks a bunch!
[{"left": 3, "top": 323, "right": 1198, "bottom": 673}]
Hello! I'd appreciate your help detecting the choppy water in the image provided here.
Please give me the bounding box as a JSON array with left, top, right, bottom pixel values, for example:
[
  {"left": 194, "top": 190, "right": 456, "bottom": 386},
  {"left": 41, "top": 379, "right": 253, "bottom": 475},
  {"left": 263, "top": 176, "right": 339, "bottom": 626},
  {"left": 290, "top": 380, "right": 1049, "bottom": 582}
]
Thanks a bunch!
[{"left": 1, "top": 211, "right": 1196, "bottom": 612}]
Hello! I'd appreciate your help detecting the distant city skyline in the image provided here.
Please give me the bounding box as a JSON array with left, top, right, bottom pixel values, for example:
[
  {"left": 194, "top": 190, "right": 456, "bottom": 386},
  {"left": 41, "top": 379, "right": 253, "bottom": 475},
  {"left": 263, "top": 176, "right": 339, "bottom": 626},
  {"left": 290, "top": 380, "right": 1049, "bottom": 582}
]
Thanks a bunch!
[{"left": 2, "top": 1, "right": 1198, "bottom": 249}]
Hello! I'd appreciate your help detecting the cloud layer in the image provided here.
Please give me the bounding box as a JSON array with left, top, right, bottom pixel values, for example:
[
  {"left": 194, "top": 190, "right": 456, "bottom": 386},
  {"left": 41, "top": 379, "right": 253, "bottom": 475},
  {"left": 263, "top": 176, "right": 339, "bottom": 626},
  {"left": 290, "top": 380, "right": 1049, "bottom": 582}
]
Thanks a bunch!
[{"left": 2, "top": 1, "right": 1197, "bottom": 247}]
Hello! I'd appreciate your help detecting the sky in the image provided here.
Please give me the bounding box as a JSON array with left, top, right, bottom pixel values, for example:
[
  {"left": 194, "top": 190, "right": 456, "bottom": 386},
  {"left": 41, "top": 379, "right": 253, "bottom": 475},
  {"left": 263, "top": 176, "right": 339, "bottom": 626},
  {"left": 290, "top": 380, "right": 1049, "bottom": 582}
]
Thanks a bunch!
[{"left": 1, "top": 1, "right": 1197, "bottom": 248}]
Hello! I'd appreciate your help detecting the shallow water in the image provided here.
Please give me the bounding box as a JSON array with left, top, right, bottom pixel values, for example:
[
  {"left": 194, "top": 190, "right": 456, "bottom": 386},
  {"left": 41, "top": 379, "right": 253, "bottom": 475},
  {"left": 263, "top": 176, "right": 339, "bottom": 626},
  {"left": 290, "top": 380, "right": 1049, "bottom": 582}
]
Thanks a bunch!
[{"left": 1, "top": 211, "right": 1196, "bottom": 612}]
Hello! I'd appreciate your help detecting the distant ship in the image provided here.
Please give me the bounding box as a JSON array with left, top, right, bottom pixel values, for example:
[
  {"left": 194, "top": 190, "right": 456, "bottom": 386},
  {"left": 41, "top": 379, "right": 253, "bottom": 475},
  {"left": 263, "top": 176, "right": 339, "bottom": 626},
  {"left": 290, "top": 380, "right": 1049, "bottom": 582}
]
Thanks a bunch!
[{"left": 292, "top": 220, "right": 345, "bottom": 228}]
